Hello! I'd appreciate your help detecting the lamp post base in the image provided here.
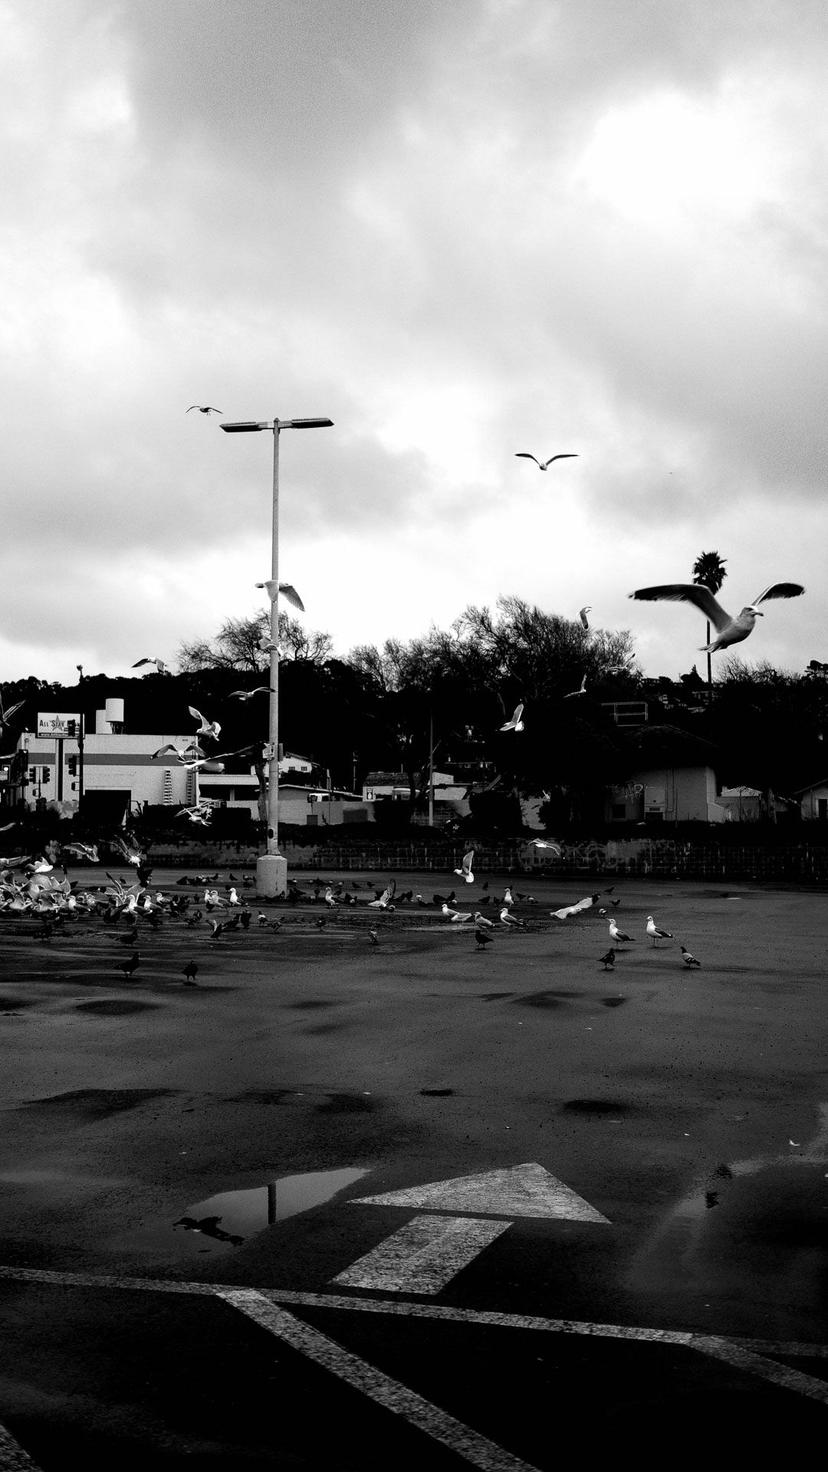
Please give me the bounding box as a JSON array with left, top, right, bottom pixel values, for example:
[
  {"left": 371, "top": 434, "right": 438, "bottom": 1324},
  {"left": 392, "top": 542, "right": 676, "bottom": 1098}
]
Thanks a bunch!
[{"left": 256, "top": 853, "right": 287, "bottom": 899}]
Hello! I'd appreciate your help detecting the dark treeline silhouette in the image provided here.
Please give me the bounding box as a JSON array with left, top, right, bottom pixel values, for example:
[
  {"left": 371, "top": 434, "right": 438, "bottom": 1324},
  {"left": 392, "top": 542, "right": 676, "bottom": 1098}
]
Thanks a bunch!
[{"left": 2, "top": 598, "right": 827, "bottom": 832}]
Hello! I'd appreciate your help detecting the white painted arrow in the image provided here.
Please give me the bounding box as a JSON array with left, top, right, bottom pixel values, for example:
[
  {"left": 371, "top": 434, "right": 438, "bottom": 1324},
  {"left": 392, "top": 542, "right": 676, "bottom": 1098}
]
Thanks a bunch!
[
  {"left": 349, "top": 1162, "right": 610, "bottom": 1223},
  {"left": 332, "top": 1163, "right": 609, "bottom": 1295}
]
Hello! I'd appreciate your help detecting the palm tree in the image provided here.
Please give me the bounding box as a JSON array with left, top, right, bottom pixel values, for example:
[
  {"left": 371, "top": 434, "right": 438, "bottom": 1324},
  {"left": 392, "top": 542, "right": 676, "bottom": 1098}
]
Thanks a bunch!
[{"left": 692, "top": 550, "right": 728, "bottom": 698}]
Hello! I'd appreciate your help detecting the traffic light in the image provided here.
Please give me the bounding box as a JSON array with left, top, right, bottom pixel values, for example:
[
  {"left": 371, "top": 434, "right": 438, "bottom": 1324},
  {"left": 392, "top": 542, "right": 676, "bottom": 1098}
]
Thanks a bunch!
[
  {"left": 41, "top": 768, "right": 50, "bottom": 784},
  {"left": 67, "top": 756, "right": 77, "bottom": 776},
  {"left": 66, "top": 720, "right": 76, "bottom": 738}
]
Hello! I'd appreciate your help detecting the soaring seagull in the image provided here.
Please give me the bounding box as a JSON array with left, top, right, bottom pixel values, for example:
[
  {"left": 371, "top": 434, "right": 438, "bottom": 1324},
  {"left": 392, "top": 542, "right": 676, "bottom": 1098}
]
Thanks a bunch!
[
  {"left": 515, "top": 453, "right": 578, "bottom": 471},
  {"left": 499, "top": 703, "right": 525, "bottom": 732},
  {"left": 628, "top": 581, "right": 804, "bottom": 652},
  {"left": 187, "top": 405, "right": 223, "bottom": 415},
  {"left": 255, "top": 581, "right": 305, "bottom": 612}
]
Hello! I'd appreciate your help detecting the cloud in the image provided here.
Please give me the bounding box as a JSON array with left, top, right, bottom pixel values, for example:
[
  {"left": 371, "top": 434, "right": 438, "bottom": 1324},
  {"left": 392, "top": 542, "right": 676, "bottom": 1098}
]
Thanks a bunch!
[{"left": 1, "top": 0, "right": 826, "bottom": 684}]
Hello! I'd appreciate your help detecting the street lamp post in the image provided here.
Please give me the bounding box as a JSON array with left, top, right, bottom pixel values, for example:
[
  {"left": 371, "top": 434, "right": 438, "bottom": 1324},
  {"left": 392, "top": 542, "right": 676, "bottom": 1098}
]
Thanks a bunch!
[
  {"left": 76, "top": 664, "right": 85, "bottom": 818},
  {"left": 221, "top": 415, "right": 333, "bottom": 898}
]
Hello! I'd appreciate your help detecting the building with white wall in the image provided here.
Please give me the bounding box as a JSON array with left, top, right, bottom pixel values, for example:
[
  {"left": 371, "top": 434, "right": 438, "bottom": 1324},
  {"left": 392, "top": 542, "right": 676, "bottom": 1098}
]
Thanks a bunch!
[{"left": 11, "top": 698, "right": 201, "bottom": 819}]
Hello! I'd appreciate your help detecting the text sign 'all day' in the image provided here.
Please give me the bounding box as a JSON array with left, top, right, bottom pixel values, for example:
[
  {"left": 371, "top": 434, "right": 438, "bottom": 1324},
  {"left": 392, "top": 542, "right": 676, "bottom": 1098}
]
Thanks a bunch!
[{"left": 36, "top": 712, "right": 81, "bottom": 739}]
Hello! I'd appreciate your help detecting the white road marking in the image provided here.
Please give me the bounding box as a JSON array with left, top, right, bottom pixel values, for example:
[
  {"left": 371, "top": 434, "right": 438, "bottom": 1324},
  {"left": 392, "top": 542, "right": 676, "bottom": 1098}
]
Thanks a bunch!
[
  {"left": 692, "top": 1335, "right": 828, "bottom": 1405},
  {"left": 217, "top": 1288, "right": 541, "bottom": 1472},
  {"left": 351, "top": 1162, "right": 610, "bottom": 1222},
  {"left": 0, "top": 1265, "right": 825, "bottom": 1402},
  {"left": 332, "top": 1213, "right": 511, "bottom": 1293},
  {"left": 0, "top": 1421, "right": 43, "bottom": 1471}
]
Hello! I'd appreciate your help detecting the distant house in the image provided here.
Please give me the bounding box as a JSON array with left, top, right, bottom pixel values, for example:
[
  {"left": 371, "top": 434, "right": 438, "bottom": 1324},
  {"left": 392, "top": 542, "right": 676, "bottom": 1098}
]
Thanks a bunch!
[
  {"left": 717, "top": 786, "right": 765, "bottom": 822},
  {"left": 278, "top": 784, "right": 374, "bottom": 826},
  {"left": 794, "top": 778, "right": 828, "bottom": 821},
  {"left": 605, "top": 725, "right": 726, "bottom": 824}
]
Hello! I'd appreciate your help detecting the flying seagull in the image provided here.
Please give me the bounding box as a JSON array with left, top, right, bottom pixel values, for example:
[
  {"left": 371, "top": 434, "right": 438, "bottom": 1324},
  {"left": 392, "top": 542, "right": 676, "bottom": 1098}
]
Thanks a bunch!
[
  {"left": 579, "top": 606, "right": 591, "bottom": 631},
  {"left": 454, "top": 849, "right": 475, "bottom": 884},
  {"left": 500, "top": 703, "right": 525, "bottom": 732},
  {"left": 187, "top": 405, "right": 223, "bottom": 415},
  {"left": 152, "top": 742, "right": 205, "bottom": 762},
  {"left": 188, "top": 706, "right": 221, "bottom": 740},
  {"left": 646, "top": 914, "right": 673, "bottom": 946},
  {"left": 515, "top": 453, "right": 578, "bottom": 470},
  {"left": 563, "top": 674, "right": 587, "bottom": 699},
  {"left": 255, "top": 581, "right": 305, "bottom": 612},
  {"left": 0, "top": 696, "right": 25, "bottom": 729},
  {"left": 132, "top": 657, "right": 168, "bottom": 673},
  {"left": 628, "top": 581, "right": 804, "bottom": 652},
  {"left": 229, "top": 687, "right": 274, "bottom": 701}
]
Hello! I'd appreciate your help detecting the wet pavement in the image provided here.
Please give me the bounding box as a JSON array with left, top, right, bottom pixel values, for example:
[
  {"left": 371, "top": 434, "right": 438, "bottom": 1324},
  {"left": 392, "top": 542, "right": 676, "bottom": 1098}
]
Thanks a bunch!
[{"left": 0, "top": 868, "right": 826, "bottom": 1465}]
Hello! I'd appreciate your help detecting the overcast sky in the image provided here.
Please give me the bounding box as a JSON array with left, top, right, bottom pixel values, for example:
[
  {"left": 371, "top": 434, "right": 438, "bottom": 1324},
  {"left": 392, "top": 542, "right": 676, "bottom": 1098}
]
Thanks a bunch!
[{"left": 3, "top": 0, "right": 826, "bottom": 687}]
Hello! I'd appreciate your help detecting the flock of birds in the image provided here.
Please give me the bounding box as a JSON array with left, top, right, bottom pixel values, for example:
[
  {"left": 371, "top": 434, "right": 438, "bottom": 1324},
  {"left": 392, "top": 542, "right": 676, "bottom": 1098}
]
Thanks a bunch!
[{"left": 0, "top": 837, "right": 703, "bottom": 983}]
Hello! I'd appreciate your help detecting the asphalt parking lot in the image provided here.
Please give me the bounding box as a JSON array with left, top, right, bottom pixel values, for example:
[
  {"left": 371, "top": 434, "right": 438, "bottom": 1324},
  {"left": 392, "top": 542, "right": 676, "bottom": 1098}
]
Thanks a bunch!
[{"left": 0, "top": 867, "right": 826, "bottom": 1467}]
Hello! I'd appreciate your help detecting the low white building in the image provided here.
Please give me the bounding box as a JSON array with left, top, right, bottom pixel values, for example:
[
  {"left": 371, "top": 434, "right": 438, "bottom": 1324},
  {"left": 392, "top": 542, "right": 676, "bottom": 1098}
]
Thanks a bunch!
[
  {"left": 794, "top": 778, "right": 828, "bottom": 822},
  {"left": 14, "top": 700, "right": 201, "bottom": 819}
]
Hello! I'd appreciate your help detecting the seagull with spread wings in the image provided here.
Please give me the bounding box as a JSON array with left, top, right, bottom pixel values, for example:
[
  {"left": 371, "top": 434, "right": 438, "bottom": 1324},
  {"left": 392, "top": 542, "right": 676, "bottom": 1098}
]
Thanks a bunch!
[
  {"left": 629, "top": 581, "right": 804, "bottom": 652},
  {"left": 454, "top": 849, "right": 475, "bottom": 884},
  {"left": 499, "top": 703, "right": 525, "bottom": 732},
  {"left": 515, "top": 453, "right": 578, "bottom": 471},
  {"left": 132, "top": 658, "right": 168, "bottom": 673},
  {"left": 0, "top": 696, "right": 25, "bottom": 730},
  {"left": 255, "top": 581, "right": 305, "bottom": 612},
  {"left": 563, "top": 674, "right": 587, "bottom": 699},
  {"left": 579, "top": 606, "right": 591, "bottom": 631},
  {"left": 187, "top": 405, "right": 223, "bottom": 415},
  {"left": 152, "top": 742, "right": 205, "bottom": 762},
  {"left": 229, "top": 686, "right": 274, "bottom": 701},
  {"left": 189, "top": 706, "right": 221, "bottom": 740}
]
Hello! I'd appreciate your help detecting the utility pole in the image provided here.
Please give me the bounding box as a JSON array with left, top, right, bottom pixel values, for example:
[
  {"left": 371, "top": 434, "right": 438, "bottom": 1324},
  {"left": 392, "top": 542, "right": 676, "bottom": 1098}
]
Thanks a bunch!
[{"left": 76, "top": 666, "right": 85, "bottom": 817}]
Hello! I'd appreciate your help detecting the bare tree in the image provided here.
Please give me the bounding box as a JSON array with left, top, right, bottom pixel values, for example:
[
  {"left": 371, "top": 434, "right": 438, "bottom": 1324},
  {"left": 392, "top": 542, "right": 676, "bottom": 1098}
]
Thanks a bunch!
[{"left": 178, "top": 612, "right": 333, "bottom": 673}]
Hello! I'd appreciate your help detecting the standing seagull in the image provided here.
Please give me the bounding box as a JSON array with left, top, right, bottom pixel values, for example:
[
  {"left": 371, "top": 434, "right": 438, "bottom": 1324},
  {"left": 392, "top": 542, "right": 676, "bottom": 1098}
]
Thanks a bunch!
[
  {"left": 628, "top": 581, "right": 804, "bottom": 653},
  {"left": 646, "top": 914, "right": 673, "bottom": 947},
  {"left": 187, "top": 405, "right": 223, "bottom": 415},
  {"left": 515, "top": 453, "right": 578, "bottom": 471},
  {"left": 609, "top": 917, "right": 633, "bottom": 946},
  {"left": 499, "top": 703, "right": 525, "bottom": 732},
  {"left": 500, "top": 907, "right": 525, "bottom": 928}
]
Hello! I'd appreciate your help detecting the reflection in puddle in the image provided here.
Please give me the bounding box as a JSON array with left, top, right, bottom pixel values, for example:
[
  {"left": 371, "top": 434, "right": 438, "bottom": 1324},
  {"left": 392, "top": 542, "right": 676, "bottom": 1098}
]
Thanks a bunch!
[
  {"left": 174, "top": 1166, "right": 369, "bottom": 1246},
  {"left": 625, "top": 1103, "right": 828, "bottom": 1334}
]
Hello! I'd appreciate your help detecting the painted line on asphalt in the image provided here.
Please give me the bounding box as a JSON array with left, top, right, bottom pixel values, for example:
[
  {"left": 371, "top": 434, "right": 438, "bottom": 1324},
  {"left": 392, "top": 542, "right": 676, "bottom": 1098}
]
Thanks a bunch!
[
  {"left": 691, "top": 1335, "right": 828, "bottom": 1406},
  {"left": 0, "top": 1420, "right": 43, "bottom": 1471},
  {"left": 332, "top": 1213, "right": 511, "bottom": 1294},
  {"left": 0, "top": 1264, "right": 826, "bottom": 1395},
  {"left": 216, "top": 1288, "right": 540, "bottom": 1472}
]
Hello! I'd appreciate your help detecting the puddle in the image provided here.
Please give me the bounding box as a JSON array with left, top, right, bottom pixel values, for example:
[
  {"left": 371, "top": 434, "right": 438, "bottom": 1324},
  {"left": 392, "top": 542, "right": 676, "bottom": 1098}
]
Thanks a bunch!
[
  {"left": 625, "top": 1104, "right": 828, "bottom": 1333},
  {"left": 174, "top": 1166, "right": 370, "bottom": 1246}
]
